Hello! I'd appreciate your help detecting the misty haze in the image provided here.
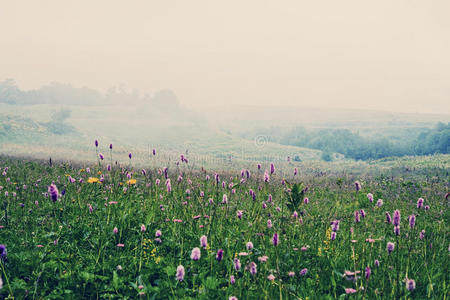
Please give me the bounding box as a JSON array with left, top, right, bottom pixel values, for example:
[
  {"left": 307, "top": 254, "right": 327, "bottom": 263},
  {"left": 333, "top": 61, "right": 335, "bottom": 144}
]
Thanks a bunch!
[{"left": 0, "top": 1, "right": 449, "bottom": 299}]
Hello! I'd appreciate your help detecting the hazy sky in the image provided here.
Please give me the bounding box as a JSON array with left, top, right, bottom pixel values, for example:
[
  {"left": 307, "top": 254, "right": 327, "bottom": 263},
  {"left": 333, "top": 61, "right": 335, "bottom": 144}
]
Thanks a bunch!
[{"left": 1, "top": 0, "right": 449, "bottom": 114}]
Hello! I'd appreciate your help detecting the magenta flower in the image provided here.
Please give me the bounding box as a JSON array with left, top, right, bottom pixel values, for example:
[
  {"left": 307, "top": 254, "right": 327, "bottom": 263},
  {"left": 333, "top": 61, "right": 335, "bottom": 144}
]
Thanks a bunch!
[
  {"left": 48, "top": 184, "right": 59, "bottom": 202},
  {"left": 249, "top": 262, "right": 257, "bottom": 275},
  {"left": 387, "top": 242, "right": 395, "bottom": 254},
  {"left": 230, "top": 275, "right": 235, "bottom": 284},
  {"left": 375, "top": 259, "right": 380, "bottom": 267},
  {"left": 270, "top": 163, "right": 275, "bottom": 174},
  {"left": 406, "top": 279, "right": 416, "bottom": 291},
  {"left": 237, "top": 210, "right": 243, "bottom": 219},
  {"left": 267, "top": 274, "right": 275, "bottom": 281},
  {"left": 365, "top": 266, "right": 371, "bottom": 279},
  {"left": 345, "top": 288, "right": 357, "bottom": 294},
  {"left": 304, "top": 197, "right": 309, "bottom": 204},
  {"left": 113, "top": 227, "right": 118, "bottom": 234},
  {"left": 393, "top": 210, "right": 401, "bottom": 226},
  {"left": 354, "top": 181, "right": 361, "bottom": 191},
  {"left": 419, "top": 230, "right": 425, "bottom": 240},
  {"left": 191, "top": 247, "right": 201, "bottom": 260},
  {"left": 216, "top": 249, "right": 224, "bottom": 261},
  {"left": 299, "top": 268, "right": 308, "bottom": 276},
  {"left": 267, "top": 219, "right": 273, "bottom": 229},
  {"left": 330, "top": 232, "right": 336, "bottom": 241},
  {"left": 394, "top": 226, "right": 400, "bottom": 236},
  {"left": 176, "top": 265, "right": 185, "bottom": 281},
  {"left": 246, "top": 241, "right": 254, "bottom": 250},
  {"left": 264, "top": 171, "right": 270, "bottom": 183},
  {"left": 367, "top": 193, "right": 373, "bottom": 202},
  {"left": 417, "top": 198, "right": 424, "bottom": 209},
  {"left": 377, "top": 199, "right": 383, "bottom": 207},
  {"left": 354, "top": 211, "right": 360, "bottom": 223},
  {"left": 155, "top": 230, "right": 162, "bottom": 237},
  {"left": 385, "top": 212, "right": 392, "bottom": 224},
  {"left": 200, "top": 235, "right": 208, "bottom": 248},
  {"left": 141, "top": 224, "right": 146, "bottom": 232},
  {"left": 272, "top": 233, "right": 279, "bottom": 246},
  {"left": 409, "top": 215, "right": 416, "bottom": 229},
  {"left": 360, "top": 209, "right": 366, "bottom": 218},
  {"left": 233, "top": 258, "right": 241, "bottom": 271}
]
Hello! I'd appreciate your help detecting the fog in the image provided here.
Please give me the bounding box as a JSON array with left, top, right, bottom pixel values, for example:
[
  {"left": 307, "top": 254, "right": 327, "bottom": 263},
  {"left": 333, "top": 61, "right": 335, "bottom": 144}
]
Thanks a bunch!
[{"left": 1, "top": 0, "right": 450, "bottom": 114}]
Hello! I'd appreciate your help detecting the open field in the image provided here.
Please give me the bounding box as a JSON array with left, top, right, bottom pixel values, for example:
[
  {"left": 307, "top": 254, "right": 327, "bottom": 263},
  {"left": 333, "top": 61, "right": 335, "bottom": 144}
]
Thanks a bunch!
[{"left": 0, "top": 146, "right": 448, "bottom": 299}]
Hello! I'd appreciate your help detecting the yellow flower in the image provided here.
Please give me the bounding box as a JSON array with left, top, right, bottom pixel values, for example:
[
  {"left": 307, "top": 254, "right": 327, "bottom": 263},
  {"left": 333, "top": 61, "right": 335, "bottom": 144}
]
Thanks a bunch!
[
  {"left": 127, "top": 179, "right": 137, "bottom": 185},
  {"left": 80, "top": 169, "right": 85, "bottom": 172},
  {"left": 88, "top": 177, "right": 99, "bottom": 183}
]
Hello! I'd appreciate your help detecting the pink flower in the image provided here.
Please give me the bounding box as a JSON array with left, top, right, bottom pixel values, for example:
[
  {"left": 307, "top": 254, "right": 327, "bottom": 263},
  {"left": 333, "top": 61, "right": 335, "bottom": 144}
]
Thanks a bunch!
[
  {"left": 117, "top": 243, "right": 125, "bottom": 247},
  {"left": 246, "top": 241, "right": 253, "bottom": 250},
  {"left": 345, "top": 288, "right": 357, "bottom": 294},
  {"left": 155, "top": 230, "right": 162, "bottom": 237},
  {"left": 191, "top": 247, "right": 201, "bottom": 260},
  {"left": 113, "top": 227, "right": 118, "bottom": 234},
  {"left": 200, "top": 235, "right": 208, "bottom": 248},
  {"left": 267, "top": 274, "right": 275, "bottom": 281},
  {"left": 258, "top": 255, "right": 269, "bottom": 262},
  {"left": 141, "top": 224, "right": 146, "bottom": 232},
  {"left": 176, "top": 265, "right": 185, "bottom": 281}
]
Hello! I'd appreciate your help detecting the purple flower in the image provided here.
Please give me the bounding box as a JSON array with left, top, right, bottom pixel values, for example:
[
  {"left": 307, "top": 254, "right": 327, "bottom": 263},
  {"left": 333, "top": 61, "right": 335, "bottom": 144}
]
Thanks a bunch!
[
  {"left": 222, "top": 194, "right": 228, "bottom": 204},
  {"left": 0, "top": 244, "right": 7, "bottom": 261},
  {"left": 257, "top": 164, "right": 261, "bottom": 170},
  {"left": 230, "top": 275, "right": 235, "bottom": 284},
  {"left": 294, "top": 168, "right": 298, "bottom": 176},
  {"left": 354, "top": 211, "right": 360, "bottom": 223},
  {"left": 249, "top": 262, "right": 257, "bottom": 275},
  {"left": 233, "top": 258, "right": 241, "bottom": 271},
  {"left": 200, "top": 235, "right": 208, "bottom": 248},
  {"left": 176, "top": 265, "right": 185, "bottom": 281},
  {"left": 152, "top": 148, "right": 156, "bottom": 155},
  {"left": 331, "top": 220, "right": 340, "bottom": 232},
  {"left": 216, "top": 249, "right": 223, "bottom": 261},
  {"left": 367, "top": 193, "right": 373, "bottom": 202},
  {"left": 374, "top": 259, "right": 380, "bottom": 267},
  {"left": 304, "top": 197, "right": 309, "bottom": 204},
  {"left": 424, "top": 205, "right": 430, "bottom": 211},
  {"left": 109, "top": 143, "right": 113, "bottom": 150},
  {"left": 128, "top": 152, "right": 132, "bottom": 159},
  {"left": 270, "top": 163, "right": 275, "bottom": 174},
  {"left": 264, "top": 171, "right": 270, "bottom": 183},
  {"left": 365, "top": 266, "right": 371, "bottom": 279},
  {"left": 419, "top": 230, "right": 425, "bottom": 240},
  {"left": 191, "top": 247, "right": 201, "bottom": 260},
  {"left": 387, "top": 242, "right": 395, "bottom": 254},
  {"left": 406, "top": 279, "right": 416, "bottom": 291},
  {"left": 360, "top": 209, "right": 366, "bottom": 218},
  {"left": 417, "top": 198, "right": 424, "bottom": 209},
  {"left": 354, "top": 181, "right": 361, "bottom": 191},
  {"left": 267, "top": 219, "right": 273, "bottom": 229},
  {"left": 99, "top": 153, "right": 104, "bottom": 160},
  {"left": 95, "top": 139, "right": 98, "bottom": 147},
  {"left": 393, "top": 210, "right": 401, "bottom": 226},
  {"left": 385, "top": 212, "right": 392, "bottom": 224},
  {"left": 330, "top": 232, "right": 336, "bottom": 241},
  {"left": 394, "top": 226, "right": 400, "bottom": 236},
  {"left": 299, "top": 268, "right": 308, "bottom": 276},
  {"left": 377, "top": 199, "right": 383, "bottom": 207},
  {"left": 48, "top": 184, "right": 59, "bottom": 202},
  {"left": 409, "top": 215, "right": 416, "bottom": 229},
  {"left": 272, "top": 233, "right": 279, "bottom": 246},
  {"left": 246, "top": 241, "right": 254, "bottom": 250}
]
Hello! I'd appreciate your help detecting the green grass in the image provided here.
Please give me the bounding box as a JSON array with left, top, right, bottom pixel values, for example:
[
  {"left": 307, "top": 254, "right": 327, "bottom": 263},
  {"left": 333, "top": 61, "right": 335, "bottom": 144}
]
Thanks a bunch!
[{"left": 0, "top": 149, "right": 448, "bottom": 299}]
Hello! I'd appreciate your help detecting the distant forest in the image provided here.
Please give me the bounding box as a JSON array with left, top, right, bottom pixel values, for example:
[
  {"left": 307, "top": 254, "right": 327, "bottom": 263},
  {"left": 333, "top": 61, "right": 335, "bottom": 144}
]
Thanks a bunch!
[{"left": 242, "top": 123, "right": 450, "bottom": 160}]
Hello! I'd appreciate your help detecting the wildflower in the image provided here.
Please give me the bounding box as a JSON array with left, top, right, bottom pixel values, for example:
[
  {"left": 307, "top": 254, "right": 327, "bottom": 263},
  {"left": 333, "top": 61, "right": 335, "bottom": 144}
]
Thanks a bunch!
[
  {"left": 247, "top": 261, "right": 257, "bottom": 275},
  {"left": 409, "top": 215, "right": 416, "bottom": 229},
  {"left": 288, "top": 271, "right": 295, "bottom": 277},
  {"left": 270, "top": 163, "right": 275, "bottom": 174},
  {"left": 354, "top": 181, "right": 361, "bottom": 191},
  {"left": 375, "top": 259, "right": 380, "bottom": 267},
  {"left": 264, "top": 171, "right": 270, "bottom": 182},
  {"left": 99, "top": 153, "right": 104, "bottom": 160},
  {"left": 233, "top": 258, "right": 241, "bottom": 271},
  {"left": 88, "top": 177, "right": 99, "bottom": 183},
  {"left": 48, "top": 184, "right": 59, "bottom": 202},
  {"left": 128, "top": 152, "right": 132, "bottom": 159},
  {"left": 300, "top": 268, "right": 308, "bottom": 276},
  {"left": 127, "top": 179, "right": 137, "bottom": 185},
  {"left": 331, "top": 232, "right": 336, "bottom": 241},
  {"left": 0, "top": 245, "right": 7, "bottom": 261},
  {"left": 200, "top": 235, "right": 208, "bottom": 248},
  {"left": 95, "top": 139, "right": 99, "bottom": 147},
  {"left": 365, "top": 266, "right": 371, "bottom": 279},
  {"left": 406, "top": 279, "right": 416, "bottom": 291},
  {"left": 229, "top": 297, "right": 238, "bottom": 300},
  {"left": 267, "top": 219, "right": 273, "bottom": 229},
  {"left": 216, "top": 249, "right": 224, "bottom": 261},
  {"left": 222, "top": 194, "right": 228, "bottom": 204},
  {"left": 367, "top": 193, "right": 373, "bottom": 202},
  {"left": 424, "top": 205, "right": 430, "bottom": 211},
  {"left": 377, "top": 199, "right": 383, "bottom": 207},
  {"left": 345, "top": 288, "right": 357, "bottom": 294},
  {"left": 237, "top": 210, "right": 243, "bottom": 219},
  {"left": 294, "top": 168, "right": 298, "bottom": 176},
  {"left": 257, "top": 255, "right": 268, "bottom": 263},
  {"left": 152, "top": 148, "right": 156, "bottom": 155},
  {"left": 176, "top": 265, "right": 185, "bottom": 281},
  {"left": 354, "top": 211, "right": 360, "bottom": 223},
  {"left": 292, "top": 211, "right": 298, "bottom": 218},
  {"left": 113, "top": 227, "right": 118, "bottom": 234},
  {"left": 419, "top": 230, "right": 425, "bottom": 240},
  {"left": 394, "top": 226, "right": 400, "bottom": 236},
  {"left": 141, "top": 224, "right": 146, "bottom": 232},
  {"left": 246, "top": 242, "right": 254, "bottom": 250},
  {"left": 166, "top": 181, "right": 172, "bottom": 193},
  {"left": 304, "top": 197, "right": 309, "bottom": 204},
  {"left": 272, "top": 233, "right": 279, "bottom": 246},
  {"left": 393, "top": 210, "right": 401, "bottom": 226},
  {"left": 331, "top": 220, "right": 340, "bottom": 232},
  {"left": 417, "top": 198, "right": 424, "bottom": 209},
  {"left": 267, "top": 274, "right": 275, "bottom": 281},
  {"left": 88, "top": 204, "right": 93, "bottom": 213},
  {"left": 385, "top": 212, "right": 392, "bottom": 224},
  {"left": 155, "top": 230, "right": 162, "bottom": 237},
  {"left": 387, "top": 242, "right": 395, "bottom": 254},
  {"left": 230, "top": 275, "right": 235, "bottom": 284},
  {"left": 191, "top": 247, "right": 201, "bottom": 260},
  {"left": 360, "top": 209, "right": 366, "bottom": 218},
  {"left": 117, "top": 243, "right": 125, "bottom": 247}
]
